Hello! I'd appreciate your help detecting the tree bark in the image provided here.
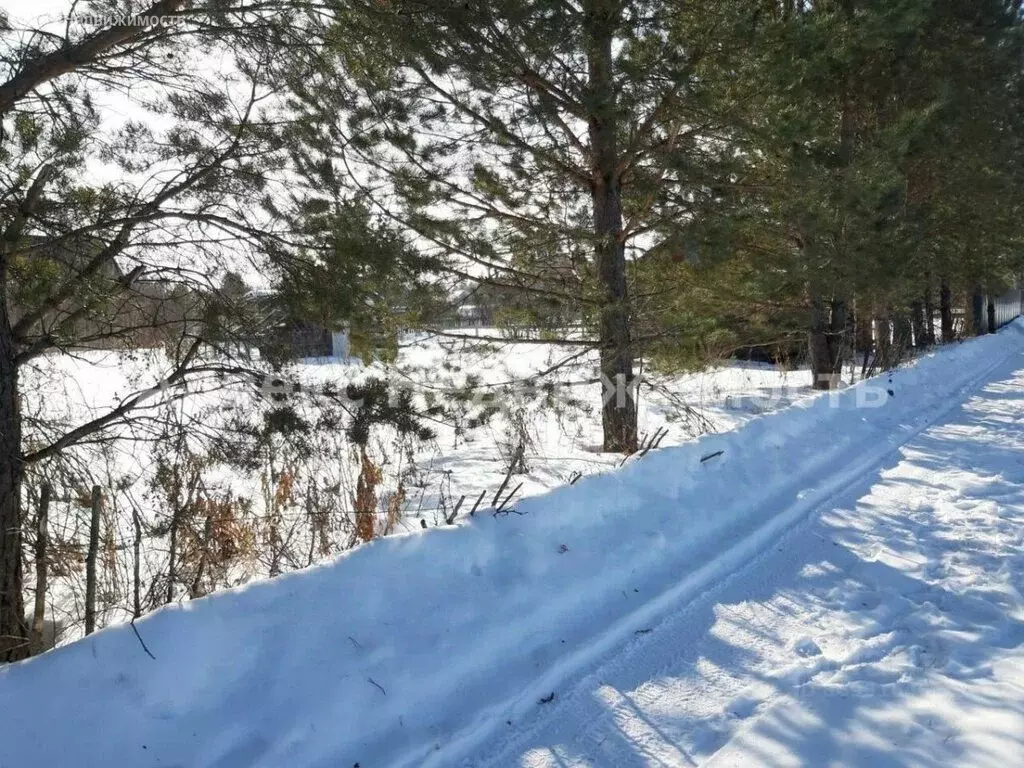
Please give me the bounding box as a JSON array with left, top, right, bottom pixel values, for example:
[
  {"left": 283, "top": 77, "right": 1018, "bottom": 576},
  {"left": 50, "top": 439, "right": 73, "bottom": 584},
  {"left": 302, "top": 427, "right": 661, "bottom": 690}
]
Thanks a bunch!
[
  {"left": 874, "top": 310, "right": 893, "bottom": 370},
  {"left": 970, "top": 290, "right": 985, "bottom": 336},
  {"left": 939, "top": 279, "right": 953, "bottom": 341},
  {"left": 167, "top": 505, "right": 179, "bottom": 604},
  {"left": 30, "top": 483, "right": 49, "bottom": 655},
  {"left": 0, "top": 257, "right": 26, "bottom": 662},
  {"left": 808, "top": 291, "right": 846, "bottom": 390},
  {"left": 852, "top": 300, "right": 871, "bottom": 355},
  {"left": 808, "top": 0, "right": 854, "bottom": 392},
  {"left": 585, "top": 0, "right": 637, "bottom": 453},
  {"left": 190, "top": 513, "right": 213, "bottom": 599},
  {"left": 853, "top": 300, "right": 873, "bottom": 379},
  {"left": 892, "top": 311, "right": 912, "bottom": 359},
  {"left": 0, "top": 168, "right": 53, "bottom": 662},
  {"left": 84, "top": 485, "right": 101, "bottom": 636},
  {"left": 923, "top": 284, "right": 936, "bottom": 345},
  {"left": 910, "top": 300, "right": 927, "bottom": 349},
  {"left": 132, "top": 507, "right": 142, "bottom": 619},
  {"left": 987, "top": 297, "right": 996, "bottom": 334}
]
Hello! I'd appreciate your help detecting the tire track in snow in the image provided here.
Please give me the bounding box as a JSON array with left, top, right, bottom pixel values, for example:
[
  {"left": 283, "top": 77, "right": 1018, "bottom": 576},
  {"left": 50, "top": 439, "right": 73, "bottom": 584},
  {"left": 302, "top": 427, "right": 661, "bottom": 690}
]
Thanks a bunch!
[{"left": 452, "top": 346, "right": 1024, "bottom": 768}]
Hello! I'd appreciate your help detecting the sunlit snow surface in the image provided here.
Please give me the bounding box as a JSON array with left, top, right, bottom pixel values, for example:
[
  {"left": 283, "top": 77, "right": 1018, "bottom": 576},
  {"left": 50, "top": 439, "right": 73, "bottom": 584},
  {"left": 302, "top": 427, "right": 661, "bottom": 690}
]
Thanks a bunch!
[{"left": 3, "top": 325, "right": 1024, "bottom": 767}]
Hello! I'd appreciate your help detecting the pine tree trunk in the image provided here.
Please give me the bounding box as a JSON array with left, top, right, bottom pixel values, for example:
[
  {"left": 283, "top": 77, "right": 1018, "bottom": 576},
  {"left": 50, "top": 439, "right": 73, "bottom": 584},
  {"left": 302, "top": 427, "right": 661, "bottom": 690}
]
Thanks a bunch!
[
  {"left": 808, "top": 0, "right": 854, "bottom": 392},
  {"left": 910, "top": 300, "right": 927, "bottom": 349},
  {"left": 0, "top": 260, "right": 26, "bottom": 663},
  {"left": 132, "top": 507, "right": 142, "bottom": 619},
  {"left": 939, "top": 279, "right": 953, "bottom": 341},
  {"left": 585, "top": 0, "right": 637, "bottom": 453},
  {"left": 167, "top": 504, "right": 179, "bottom": 604},
  {"left": 854, "top": 300, "right": 873, "bottom": 378},
  {"left": 874, "top": 310, "right": 893, "bottom": 370},
  {"left": 923, "top": 285, "right": 936, "bottom": 345},
  {"left": 970, "top": 290, "right": 985, "bottom": 336},
  {"left": 892, "top": 311, "right": 912, "bottom": 360},
  {"left": 808, "top": 300, "right": 831, "bottom": 390},
  {"left": 856, "top": 311, "right": 872, "bottom": 380},
  {"left": 853, "top": 301, "right": 870, "bottom": 354},
  {"left": 190, "top": 513, "right": 213, "bottom": 599},
  {"left": 808, "top": 291, "right": 846, "bottom": 390},
  {"left": 84, "top": 485, "right": 101, "bottom": 636},
  {"left": 30, "top": 483, "right": 49, "bottom": 655},
  {"left": 987, "top": 298, "right": 996, "bottom": 334}
]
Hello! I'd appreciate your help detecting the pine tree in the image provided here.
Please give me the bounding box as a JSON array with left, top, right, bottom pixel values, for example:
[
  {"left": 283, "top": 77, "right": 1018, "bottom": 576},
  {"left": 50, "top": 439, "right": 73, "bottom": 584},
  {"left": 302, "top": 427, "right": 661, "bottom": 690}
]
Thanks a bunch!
[
  {"left": 708, "top": 0, "right": 1024, "bottom": 384},
  {"left": 283, "top": 0, "right": 745, "bottom": 452},
  {"left": 0, "top": 1, "right": 416, "bottom": 660}
]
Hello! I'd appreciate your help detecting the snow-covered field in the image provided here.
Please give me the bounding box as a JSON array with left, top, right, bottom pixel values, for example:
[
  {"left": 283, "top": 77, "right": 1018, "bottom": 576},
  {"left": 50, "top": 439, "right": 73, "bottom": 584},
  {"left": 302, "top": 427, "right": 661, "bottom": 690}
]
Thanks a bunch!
[
  {"left": 4, "top": 323, "right": 1024, "bottom": 767},
  {"left": 355, "top": 331, "right": 818, "bottom": 516},
  {"left": 23, "top": 330, "right": 816, "bottom": 640}
]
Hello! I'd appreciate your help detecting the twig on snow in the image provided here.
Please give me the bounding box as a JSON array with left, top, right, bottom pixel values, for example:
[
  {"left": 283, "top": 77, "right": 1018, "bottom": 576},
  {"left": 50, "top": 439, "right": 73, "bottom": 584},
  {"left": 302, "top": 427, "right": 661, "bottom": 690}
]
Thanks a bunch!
[{"left": 130, "top": 619, "right": 156, "bottom": 660}]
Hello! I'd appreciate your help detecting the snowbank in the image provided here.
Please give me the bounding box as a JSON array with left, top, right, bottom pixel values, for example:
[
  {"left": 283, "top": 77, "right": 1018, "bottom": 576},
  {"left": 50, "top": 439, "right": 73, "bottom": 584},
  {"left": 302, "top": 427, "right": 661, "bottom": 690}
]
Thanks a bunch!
[{"left": 3, "top": 323, "right": 1023, "bottom": 768}]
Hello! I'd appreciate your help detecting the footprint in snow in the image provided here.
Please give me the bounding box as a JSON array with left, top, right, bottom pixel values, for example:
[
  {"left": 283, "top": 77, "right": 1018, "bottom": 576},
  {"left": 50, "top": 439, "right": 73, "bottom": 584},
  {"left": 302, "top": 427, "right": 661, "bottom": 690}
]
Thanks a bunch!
[
  {"left": 794, "top": 637, "right": 823, "bottom": 657},
  {"left": 909, "top": 637, "right": 948, "bottom": 670},
  {"left": 726, "top": 695, "right": 761, "bottom": 720}
]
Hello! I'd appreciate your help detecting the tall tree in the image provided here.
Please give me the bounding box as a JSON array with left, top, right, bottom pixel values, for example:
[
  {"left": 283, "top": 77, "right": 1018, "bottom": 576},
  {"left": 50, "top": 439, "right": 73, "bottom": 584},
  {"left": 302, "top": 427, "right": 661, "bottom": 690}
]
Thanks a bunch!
[
  {"left": 720, "top": 0, "right": 1024, "bottom": 384},
  {"left": 0, "top": 0, "right": 277, "bottom": 660},
  {"left": 0, "top": 1, "right": 416, "bottom": 660},
  {"left": 284, "top": 0, "right": 743, "bottom": 452}
]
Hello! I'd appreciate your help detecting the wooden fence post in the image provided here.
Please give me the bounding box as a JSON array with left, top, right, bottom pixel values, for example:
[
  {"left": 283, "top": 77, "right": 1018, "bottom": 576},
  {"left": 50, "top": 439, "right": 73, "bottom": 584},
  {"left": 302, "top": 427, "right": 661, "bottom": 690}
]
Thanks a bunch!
[{"left": 85, "top": 485, "right": 101, "bottom": 636}]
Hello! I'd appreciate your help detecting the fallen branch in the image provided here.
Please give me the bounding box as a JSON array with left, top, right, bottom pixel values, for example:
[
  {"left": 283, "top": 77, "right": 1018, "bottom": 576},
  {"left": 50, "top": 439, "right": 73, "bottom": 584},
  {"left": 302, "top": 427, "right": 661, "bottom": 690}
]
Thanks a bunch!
[
  {"left": 495, "top": 483, "right": 523, "bottom": 515},
  {"left": 618, "top": 426, "right": 669, "bottom": 467}
]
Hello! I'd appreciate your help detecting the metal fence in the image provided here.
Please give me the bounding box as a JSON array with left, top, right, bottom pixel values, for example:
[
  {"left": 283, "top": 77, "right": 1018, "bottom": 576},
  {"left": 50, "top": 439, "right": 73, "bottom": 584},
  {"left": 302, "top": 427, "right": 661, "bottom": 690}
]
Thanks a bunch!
[
  {"left": 974, "top": 288, "right": 1024, "bottom": 332},
  {"left": 988, "top": 288, "right": 1024, "bottom": 329}
]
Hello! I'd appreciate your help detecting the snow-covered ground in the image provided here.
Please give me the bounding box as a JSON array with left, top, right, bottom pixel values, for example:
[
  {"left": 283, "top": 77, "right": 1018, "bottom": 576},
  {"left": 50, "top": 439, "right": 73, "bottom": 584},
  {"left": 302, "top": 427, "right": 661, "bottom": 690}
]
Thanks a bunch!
[
  {"left": 23, "top": 330, "right": 815, "bottom": 640},
  {"left": 4, "top": 324, "right": 1024, "bottom": 767},
  {"left": 360, "top": 331, "right": 818, "bottom": 516},
  {"left": 471, "top": 339, "right": 1024, "bottom": 768}
]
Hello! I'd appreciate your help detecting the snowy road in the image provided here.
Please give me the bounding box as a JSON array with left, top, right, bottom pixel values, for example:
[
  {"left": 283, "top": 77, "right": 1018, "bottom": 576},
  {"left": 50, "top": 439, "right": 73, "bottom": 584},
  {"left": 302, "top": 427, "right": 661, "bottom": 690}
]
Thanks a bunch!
[{"left": 463, "top": 358, "right": 1024, "bottom": 766}]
